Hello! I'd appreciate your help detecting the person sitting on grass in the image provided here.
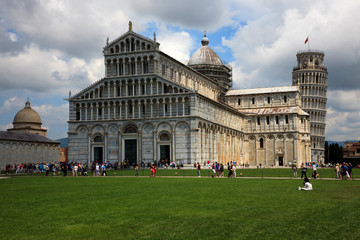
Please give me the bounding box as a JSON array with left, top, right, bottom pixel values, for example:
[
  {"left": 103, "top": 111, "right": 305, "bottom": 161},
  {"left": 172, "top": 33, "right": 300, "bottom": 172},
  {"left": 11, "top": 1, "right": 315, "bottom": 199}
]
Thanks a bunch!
[{"left": 298, "top": 177, "right": 313, "bottom": 191}]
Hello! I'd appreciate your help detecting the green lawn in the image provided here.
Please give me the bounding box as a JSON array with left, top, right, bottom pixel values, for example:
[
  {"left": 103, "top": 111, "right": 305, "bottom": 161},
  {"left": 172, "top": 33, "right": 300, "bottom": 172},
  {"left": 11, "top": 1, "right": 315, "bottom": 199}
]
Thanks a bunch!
[{"left": 0, "top": 176, "right": 359, "bottom": 240}]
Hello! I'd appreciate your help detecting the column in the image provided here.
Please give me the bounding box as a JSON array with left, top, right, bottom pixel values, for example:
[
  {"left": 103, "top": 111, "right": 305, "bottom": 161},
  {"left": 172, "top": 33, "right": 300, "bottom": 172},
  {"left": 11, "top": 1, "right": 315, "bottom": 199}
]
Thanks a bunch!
[
  {"left": 135, "top": 60, "right": 138, "bottom": 75},
  {"left": 114, "top": 84, "right": 117, "bottom": 97},
  {"left": 126, "top": 82, "right": 129, "bottom": 96},
  {"left": 118, "top": 133, "right": 122, "bottom": 163},
  {"left": 138, "top": 130, "right": 142, "bottom": 164},
  {"left": 156, "top": 80, "right": 159, "bottom": 94},
  {"left": 138, "top": 102, "right": 141, "bottom": 118},
  {"left": 107, "top": 84, "right": 110, "bottom": 98},
  {"left": 153, "top": 131, "right": 157, "bottom": 161},
  {"left": 105, "top": 62, "right": 108, "bottom": 77},
  {"left": 79, "top": 107, "right": 82, "bottom": 121},
  {"left": 170, "top": 100, "right": 172, "bottom": 116},
  {"left": 113, "top": 104, "right": 116, "bottom": 119},
  {"left": 107, "top": 104, "right": 110, "bottom": 119},
  {"left": 85, "top": 107, "right": 88, "bottom": 121},
  {"left": 182, "top": 99, "right": 185, "bottom": 116},
  {"left": 150, "top": 80, "right": 153, "bottom": 95},
  {"left": 150, "top": 102, "right": 153, "bottom": 117},
  {"left": 88, "top": 133, "right": 91, "bottom": 165},
  {"left": 90, "top": 105, "right": 93, "bottom": 120},
  {"left": 96, "top": 104, "right": 99, "bottom": 120},
  {"left": 122, "top": 61, "right": 125, "bottom": 76},
  {"left": 104, "top": 133, "right": 108, "bottom": 163},
  {"left": 125, "top": 102, "right": 128, "bottom": 119},
  {"left": 156, "top": 100, "right": 160, "bottom": 117},
  {"left": 172, "top": 130, "right": 176, "bottom": 163},
  {"left": 144, "top": 80, "right": 147, "bottom": 95},
  {"left": 144, "top": 102, "right": 147, "bottom": 117},
  {"left": 140, "top": 60, "right": 143, "bottom": 74},
  {"left": 117, "top": 61, "right": 120, "bottom": 77},
  {"left": 175, "top": 99, "right": 179, "bottom": 116},
  {"left": 119, "top": 104, "right": 122, "bottom": 119},
  {"left": 132, "top": 103, "right": 134, "bottom": 118},
  {"left": 138, "top": 81, "right": 141, "bottom": 96}
]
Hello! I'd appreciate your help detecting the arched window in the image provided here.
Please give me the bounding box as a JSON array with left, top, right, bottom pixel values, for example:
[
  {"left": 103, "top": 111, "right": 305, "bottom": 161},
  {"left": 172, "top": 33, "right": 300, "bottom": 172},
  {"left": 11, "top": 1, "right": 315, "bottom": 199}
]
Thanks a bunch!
[
  {"left": 267, "top": 97, "right": 270, "bottom": 104},
  {"left": 260, "top": 138, "right": 264, "bottom": 148},
  {"left": 284, "top": 95, "right": 287, "bottom": 103},
  {"left": 159, "top": 132, "right": 171, "bottom": 141},
  {"left": 124, "top": 126, "right": 137, "bottom": 133},
  {"left": 94, "top": 136, "right": 103, "bottom": 142}
]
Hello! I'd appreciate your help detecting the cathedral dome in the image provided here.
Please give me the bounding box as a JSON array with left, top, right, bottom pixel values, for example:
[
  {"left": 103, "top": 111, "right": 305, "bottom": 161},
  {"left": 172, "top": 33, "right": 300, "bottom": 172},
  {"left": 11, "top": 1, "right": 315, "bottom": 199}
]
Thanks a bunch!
[
  {"left": 188, "top": 35, "right": 223, "bottom": 66},
  {"left": 13, "top": 101, "right": 42, "bottom": 124}
]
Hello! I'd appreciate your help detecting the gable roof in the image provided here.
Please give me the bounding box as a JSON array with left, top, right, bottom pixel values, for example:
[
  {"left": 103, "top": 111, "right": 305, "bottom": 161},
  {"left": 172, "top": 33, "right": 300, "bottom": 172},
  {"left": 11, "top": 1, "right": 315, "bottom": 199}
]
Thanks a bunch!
[
  {"left": 0, "top": 131, "right": 59, "bottom": 144},
  {"left": 104, "top": 30, "right": 159, "bottom": 50},
  {"left": 239, "top": 106, "right": 309, "bottom": 116},
  {"left": 226, "top": 86, "right": 299, "bottom": 96}
]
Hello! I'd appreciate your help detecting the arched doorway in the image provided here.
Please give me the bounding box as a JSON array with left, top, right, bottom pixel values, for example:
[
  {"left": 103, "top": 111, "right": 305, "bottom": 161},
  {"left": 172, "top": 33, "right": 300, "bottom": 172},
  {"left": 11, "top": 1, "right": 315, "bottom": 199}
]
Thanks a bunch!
[
  {"left": 122, "top": 125, "right": 138, "bottom": 166},
  {"left": 158, "top": 132, "right": 171, "bottom": 165},
  {"left": 93, "top": 135, "right": 104, "bottom": 164}
]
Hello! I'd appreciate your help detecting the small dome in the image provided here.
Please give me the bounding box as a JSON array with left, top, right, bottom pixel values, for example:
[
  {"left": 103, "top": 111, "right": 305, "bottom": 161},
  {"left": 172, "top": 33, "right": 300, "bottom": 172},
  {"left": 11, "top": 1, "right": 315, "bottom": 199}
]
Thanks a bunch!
[
  {"left": 13, "top": 101, "right": 42, "bottom": 124},
  {"left": 188, "top": 34, "right": 223, "bottom": 66}
]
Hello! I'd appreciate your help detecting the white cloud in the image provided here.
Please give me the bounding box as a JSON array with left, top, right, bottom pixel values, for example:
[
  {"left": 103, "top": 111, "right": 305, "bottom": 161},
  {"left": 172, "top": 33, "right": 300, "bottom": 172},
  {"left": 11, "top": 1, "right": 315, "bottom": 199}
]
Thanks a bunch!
[
  {"left": 0, "top": 123, "right": 12, "bottom": 131},
  {"left": 0, "top": 44, "right": 103, "bottom": 95},
  {"left": 32, "top": 103, "right": 69, "bottom": 139},
  {"left": 157, "top": 26, "right": 195, "bottom": 64},
  {"left": 0, "top": 96, "right": 23, "bottom": 114}
]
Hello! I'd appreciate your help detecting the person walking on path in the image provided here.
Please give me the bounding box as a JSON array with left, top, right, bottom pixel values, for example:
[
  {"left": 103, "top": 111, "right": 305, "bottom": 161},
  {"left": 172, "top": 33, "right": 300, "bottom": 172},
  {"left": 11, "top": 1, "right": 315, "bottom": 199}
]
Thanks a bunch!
[
  {"left": 335, "top": 163, "right": 341, "bottom": 179},
  {"left": 312, "top": 162, "right": 317, "bottom": 179},
  {"left": 292, "top": 161, "right": 297, "bottom": 178},
  {"left": 135, "top": 165, "right": 139, "bottom": 177},
  {"left": 197, "top": 162, "right": 201, "bottom": 177},
  {"left": 150, "top": 164, "right": 156, "bottom": 177}
]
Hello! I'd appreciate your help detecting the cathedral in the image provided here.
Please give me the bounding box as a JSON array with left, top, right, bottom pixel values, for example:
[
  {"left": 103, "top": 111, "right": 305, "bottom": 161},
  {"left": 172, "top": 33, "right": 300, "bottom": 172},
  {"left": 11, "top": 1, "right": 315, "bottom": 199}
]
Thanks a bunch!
[{"left": 67, "top": 22, "right": 327, "bottom": 167}]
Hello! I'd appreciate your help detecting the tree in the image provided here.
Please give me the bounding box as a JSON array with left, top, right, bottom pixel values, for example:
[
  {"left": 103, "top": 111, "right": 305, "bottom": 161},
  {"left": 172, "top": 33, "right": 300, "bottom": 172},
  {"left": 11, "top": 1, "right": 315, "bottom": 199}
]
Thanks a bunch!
[{"left": 324, "top": 141, "right": 329, "bottom": 163}]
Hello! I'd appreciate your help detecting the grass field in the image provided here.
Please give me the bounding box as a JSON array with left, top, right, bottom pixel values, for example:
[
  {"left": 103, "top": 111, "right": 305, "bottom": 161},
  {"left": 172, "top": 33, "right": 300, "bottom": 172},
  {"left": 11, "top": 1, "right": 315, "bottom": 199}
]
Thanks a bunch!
[{"left": 1, "top": 176, "right": 359, "bottom": 240}]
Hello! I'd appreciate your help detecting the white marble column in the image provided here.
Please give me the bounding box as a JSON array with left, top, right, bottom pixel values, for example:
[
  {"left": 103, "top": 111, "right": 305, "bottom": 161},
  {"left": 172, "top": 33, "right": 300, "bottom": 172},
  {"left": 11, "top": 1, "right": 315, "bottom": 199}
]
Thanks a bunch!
[{"left": 150, "top": 102, "right": 153, "bottom": 117}]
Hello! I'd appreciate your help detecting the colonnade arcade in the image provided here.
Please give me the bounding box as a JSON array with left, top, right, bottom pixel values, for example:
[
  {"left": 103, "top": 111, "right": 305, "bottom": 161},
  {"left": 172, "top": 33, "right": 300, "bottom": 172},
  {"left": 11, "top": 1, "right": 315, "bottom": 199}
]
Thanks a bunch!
[
  {"left": 77, "top": 78, "right": 188, "bottom": 100},
  {"left": 302, "top": 98, "right": 327, "bottom": 110},
  {"left": 197, "top": 121, "right": 244, "bottom": 165},
  {"left": 293, "top": 72, "right": 327, "bottom": 85},
  {"left": 75, "top": 96, "right": 190, "bottom": 121},
  {"left": 108, "top": 36, "right": 153, "bottom": 54},
  {"left": 247, "top": 134, "right": 302, "bottom": 167},
  {"left": 105, "top": 55, "right": 155, "bottom": 77}
]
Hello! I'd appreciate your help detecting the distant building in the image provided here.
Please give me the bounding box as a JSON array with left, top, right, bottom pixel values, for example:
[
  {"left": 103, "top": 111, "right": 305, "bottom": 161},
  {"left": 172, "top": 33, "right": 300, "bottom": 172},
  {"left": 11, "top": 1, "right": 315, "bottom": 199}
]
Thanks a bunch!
[
  {"left": 0, "top": 101, "right": 60, "bottom": 168},
  {"left": 67, "top": 23, "right": 314, "bottom": 167},
  {"left": 343, "top": 142, "right": 360, "bottom": 158}
]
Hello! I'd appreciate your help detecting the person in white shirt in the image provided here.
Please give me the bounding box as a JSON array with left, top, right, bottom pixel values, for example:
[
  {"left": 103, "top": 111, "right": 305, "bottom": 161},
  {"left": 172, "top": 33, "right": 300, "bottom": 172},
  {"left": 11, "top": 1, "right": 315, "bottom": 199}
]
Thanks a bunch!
[{"left": 298, "top": 177, "right": 313, "bottom": 191}]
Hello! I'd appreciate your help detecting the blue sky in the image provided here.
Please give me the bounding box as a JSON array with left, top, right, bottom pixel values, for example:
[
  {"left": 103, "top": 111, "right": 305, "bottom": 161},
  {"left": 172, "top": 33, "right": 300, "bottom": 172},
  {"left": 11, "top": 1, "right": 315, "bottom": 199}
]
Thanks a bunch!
[{"left": 1, "top": 0, "right": 360, "bottom": 141}]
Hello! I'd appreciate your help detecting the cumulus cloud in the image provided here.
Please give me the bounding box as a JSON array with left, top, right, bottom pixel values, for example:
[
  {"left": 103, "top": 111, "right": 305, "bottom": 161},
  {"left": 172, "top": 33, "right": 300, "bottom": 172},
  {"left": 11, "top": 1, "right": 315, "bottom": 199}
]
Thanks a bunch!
[
  {"left": 223, "top": 0, "right": 360, "bottom": 91},
  {"left": 326, "top": 107, "right": 360, "bottom": 141},
  {"left": 0, "top": 96, "right": 23, "bottom": 114},
  {"left": 133, "top": 0, "right": 233, "bottom": 31},
  {"left": 0, "top": 44, "right": 103, "bottom": 95},
  {"left": 157, "top": 26, "right": 195, "bottom": 64}
]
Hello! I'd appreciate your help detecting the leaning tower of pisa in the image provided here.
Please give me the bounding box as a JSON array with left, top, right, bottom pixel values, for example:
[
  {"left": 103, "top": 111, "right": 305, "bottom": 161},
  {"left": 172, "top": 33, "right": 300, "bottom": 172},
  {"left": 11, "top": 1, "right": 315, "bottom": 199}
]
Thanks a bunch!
[{"left": 292, "top": 50, "right": 328, "bottom": 163}]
